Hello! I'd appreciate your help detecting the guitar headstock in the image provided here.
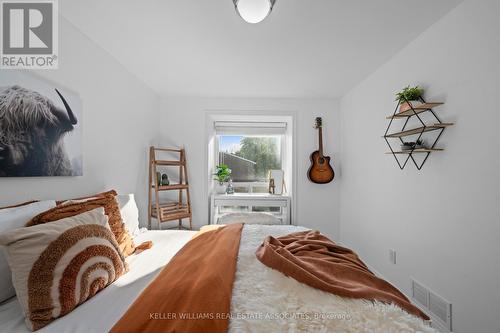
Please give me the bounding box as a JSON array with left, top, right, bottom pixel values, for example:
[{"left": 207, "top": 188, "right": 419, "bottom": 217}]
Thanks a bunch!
[{"left": 314, "top": 117, "right": 323, "bottom": 129}]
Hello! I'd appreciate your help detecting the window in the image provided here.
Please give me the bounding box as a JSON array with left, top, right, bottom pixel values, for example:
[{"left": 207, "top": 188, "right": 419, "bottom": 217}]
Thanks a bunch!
[
  {"left": 207, "top": 113, "right": 295, "bottom": 224},
  {"left": 214, "top": 120, "right": 288, "bottom": 194},
  {"left": 218, "top": 135, "right": 282, "bottom": 182}
]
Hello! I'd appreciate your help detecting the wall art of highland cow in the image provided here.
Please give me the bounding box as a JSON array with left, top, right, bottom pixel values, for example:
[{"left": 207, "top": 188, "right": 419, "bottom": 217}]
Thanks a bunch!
[{"left": 0, "top": 72, "right": 82, "bottom": 177}]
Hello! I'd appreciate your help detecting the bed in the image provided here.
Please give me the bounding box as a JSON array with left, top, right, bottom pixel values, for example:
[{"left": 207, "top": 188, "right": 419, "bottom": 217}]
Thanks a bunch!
[{"left": 0, "top": 225, "right": 437, "bottom": 333}]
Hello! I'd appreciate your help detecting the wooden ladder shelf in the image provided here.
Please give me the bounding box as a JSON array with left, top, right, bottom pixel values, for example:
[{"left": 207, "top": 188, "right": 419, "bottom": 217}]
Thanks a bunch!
[{"left": 148, "top": 147, "right": 192, "bottom": 230}]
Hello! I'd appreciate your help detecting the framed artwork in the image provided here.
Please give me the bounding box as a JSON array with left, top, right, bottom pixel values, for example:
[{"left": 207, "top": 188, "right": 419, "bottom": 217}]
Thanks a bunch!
[
  {"left": 0, "top": 71, "right": 82, "bottom": 177},
  {"left": 269, "top": 169, "right": 285, "bottom": 195}
]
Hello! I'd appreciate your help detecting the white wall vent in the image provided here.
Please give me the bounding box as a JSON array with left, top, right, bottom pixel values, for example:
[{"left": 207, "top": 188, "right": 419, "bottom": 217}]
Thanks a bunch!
[
  {"left": 411, "top": 279, "right": 429, "bottom": 308},
  {"left": 429, "top": 291, "right": 452, "bottom": 331},
  {"left": 410, "top": 278, "right": 452, "bottom": 332}
]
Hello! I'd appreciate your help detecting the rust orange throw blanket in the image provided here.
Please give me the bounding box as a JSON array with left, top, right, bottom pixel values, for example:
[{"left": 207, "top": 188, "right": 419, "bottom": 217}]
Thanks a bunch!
[
  {"left": 255, "top": 230, "right": 429, "bottom": 320},
  {"left": 110, "top": 224, "right": 243, "bottom": 333}
]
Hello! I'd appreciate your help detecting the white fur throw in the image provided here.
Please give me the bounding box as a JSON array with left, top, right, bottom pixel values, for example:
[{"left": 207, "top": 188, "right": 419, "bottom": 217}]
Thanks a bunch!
[{"left": 228, "top": 225, "right": 438, "bottom": 333}]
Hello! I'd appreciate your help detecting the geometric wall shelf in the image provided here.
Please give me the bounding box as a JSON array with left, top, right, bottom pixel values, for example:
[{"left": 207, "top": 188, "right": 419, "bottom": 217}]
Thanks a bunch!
[{"left": 383, "top": 97, "right": 453, "bottom": 170}]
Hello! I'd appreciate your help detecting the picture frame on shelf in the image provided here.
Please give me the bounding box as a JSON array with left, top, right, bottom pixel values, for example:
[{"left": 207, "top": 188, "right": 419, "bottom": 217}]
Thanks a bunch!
[{"left": 269, "top": 169, "right": 285, "bottom": 195}]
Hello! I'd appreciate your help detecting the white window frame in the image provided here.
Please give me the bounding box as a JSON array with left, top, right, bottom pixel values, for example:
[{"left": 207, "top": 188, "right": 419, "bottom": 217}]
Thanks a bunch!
[{"left": 205, "top": 111, "right": 297, "bottom": 224}]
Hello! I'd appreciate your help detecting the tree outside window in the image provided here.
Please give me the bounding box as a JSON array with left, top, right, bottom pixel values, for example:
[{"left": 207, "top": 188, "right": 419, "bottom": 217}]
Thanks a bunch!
[{"left": 219, "top": 136, "right": 281, "bottom": 183}]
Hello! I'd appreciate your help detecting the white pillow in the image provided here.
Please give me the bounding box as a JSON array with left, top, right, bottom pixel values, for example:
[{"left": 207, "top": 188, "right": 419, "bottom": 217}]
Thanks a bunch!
[
  {"left": 116, "top": 194, "right": 140, "bottom": 237},
  {"left": 0, "top": 200, "right": 56, "bottom": 303},
  {"left": 217, "top": 212, "right": 281, "bottom": 225}
]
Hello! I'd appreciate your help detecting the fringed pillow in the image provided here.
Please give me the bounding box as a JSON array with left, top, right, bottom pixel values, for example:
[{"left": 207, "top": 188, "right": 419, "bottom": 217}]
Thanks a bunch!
[
  {"left": 55, "top": 189, "right": 118, "bottom": 205},
  {"left": 0, "top": 208, "right": 127, "bottom": 331},
  {"left": 27, "top": 194, "right": 136, "bottom": 257}
]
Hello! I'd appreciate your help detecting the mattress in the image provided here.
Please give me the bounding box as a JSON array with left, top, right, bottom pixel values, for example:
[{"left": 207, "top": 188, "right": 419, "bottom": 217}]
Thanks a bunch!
[{"left": 0, "top": 230, "right": 196, "bottom": 333}]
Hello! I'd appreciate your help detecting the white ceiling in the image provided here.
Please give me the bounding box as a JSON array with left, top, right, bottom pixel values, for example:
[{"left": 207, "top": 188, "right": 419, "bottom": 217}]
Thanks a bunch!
[{"left": 60, "top": 0, "right": 461, "bottom": 98}]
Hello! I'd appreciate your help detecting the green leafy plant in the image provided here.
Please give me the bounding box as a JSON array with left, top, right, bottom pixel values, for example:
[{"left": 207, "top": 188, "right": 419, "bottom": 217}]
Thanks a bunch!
[
  {"left": 214, "top": 164, "right": 231, "bottom": 184},
  {"left": 395, "top": 85, "right": 424, "bottom": 102},
  {"left": 234, "top": 137, "right": 281, "bottom": 179}
]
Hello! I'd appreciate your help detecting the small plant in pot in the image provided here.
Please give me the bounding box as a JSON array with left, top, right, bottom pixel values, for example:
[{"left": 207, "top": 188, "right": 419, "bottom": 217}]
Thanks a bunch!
[
  {"left": 213, "top": 164, "right": 231, "bottom": 194},
  {"left": 395, "top": 85, "right": 424, "bottom": 113}
]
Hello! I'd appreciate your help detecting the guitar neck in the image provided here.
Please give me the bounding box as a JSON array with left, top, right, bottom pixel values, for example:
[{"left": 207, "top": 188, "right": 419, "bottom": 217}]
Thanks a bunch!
[{"left": 318, "top": 127, "right": 324, "bottom": 157}]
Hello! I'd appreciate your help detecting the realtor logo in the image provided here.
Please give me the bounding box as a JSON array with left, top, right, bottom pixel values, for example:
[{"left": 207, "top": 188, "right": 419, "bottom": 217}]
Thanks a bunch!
[{"left": 1, "top": 0, "right": 58, "bottom": 69}]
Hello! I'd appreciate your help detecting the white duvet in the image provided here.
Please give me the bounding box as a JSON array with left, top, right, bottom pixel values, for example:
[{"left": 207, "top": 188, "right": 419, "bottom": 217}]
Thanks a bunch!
[{"left": 0, "top": 225, "right": 437, "bottom": 333}]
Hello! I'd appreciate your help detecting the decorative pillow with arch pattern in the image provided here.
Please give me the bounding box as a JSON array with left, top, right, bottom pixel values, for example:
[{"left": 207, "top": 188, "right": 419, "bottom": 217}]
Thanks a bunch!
[{"left": 0, "top": 208, "right": 127, "bottom": 331}]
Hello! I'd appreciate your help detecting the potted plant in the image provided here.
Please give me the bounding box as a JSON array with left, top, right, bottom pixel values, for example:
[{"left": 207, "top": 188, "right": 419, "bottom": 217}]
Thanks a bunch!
[
  {"left": 395, "top": 85, "right": 424, "bottom": 113},
  {"left": 213, "top": 164, "right": 231, "bottom": 194}
]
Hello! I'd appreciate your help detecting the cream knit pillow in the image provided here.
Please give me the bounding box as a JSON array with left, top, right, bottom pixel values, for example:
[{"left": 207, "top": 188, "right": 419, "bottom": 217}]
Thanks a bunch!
[{"left": 0, "top": 208, "right": 127, "bottom": 331}]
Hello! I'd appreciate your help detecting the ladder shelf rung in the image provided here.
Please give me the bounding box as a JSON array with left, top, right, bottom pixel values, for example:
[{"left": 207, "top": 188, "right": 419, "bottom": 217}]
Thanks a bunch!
[
  {"left": 151, "top": 209, "right": 191, "bottom": 221},
  {"left": 152, "top": 184, "right": 189, "bottom": 191},
  {"left": 154, "top": 160, "right": 184, "bottom": 166}
]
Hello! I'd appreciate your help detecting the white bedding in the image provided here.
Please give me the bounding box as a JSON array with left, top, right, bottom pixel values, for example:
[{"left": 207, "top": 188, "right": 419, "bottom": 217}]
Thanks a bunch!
[
  {"left": 0, "top": 230, "right": 195, "bottom": 333},
  {"left": 229, "top": 225, "right": 437, "bottom": 333},
  {"left": 1, "top": 225, "right": 435, "bottom": 333}
]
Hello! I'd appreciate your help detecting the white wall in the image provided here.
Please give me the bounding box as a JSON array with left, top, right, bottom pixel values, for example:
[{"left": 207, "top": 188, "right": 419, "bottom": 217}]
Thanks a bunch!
[
  {"left": 339, "top": 1, "right": 500, "bottom": 332},
  {"left": 159, "top": 97, "right": 341, "bottom": 237},
  {"left": 0, "top": 17, "right": 160, "bottom": 224}
]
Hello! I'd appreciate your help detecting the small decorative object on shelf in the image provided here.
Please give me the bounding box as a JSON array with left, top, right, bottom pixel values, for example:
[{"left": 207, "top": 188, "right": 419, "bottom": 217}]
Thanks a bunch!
[
  {"left": 384, "top": 87, "right": 453, "bottom": 170},
  {"left": 401, "top": 139, "right": 426, "bottom": 151},
  {"left": 226, "top": 179, "right": 234, "bottom": 194},
  {"left": 268, "top": 169, "right": 285, "bottom": 194},
  {"left": 213, "top": 164, "right": 231, "bottom": 194},
  {"left": 395, "top": 85, "right": 424, "bottom": 113},
  {"left": 161, "top": 174, "right": 170, "bottom": 186}
]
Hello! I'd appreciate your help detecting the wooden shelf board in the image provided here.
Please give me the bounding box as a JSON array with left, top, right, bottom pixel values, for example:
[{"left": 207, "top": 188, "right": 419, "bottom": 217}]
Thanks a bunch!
[
  {"left": 151, "top": 202, "right": 188, "bottom": 210},
  {"left": 151, "top": 204, "right": 191, "bottom": 221},
  {"left": 385, "top": 148, "right": 444, "bottom": 155},
  {"left": 386, "top": 102, "right": 444, "bottom": 119},
  {"left": 152, "top": 184, "right": 189, "bottom": 191},
  {"left": 384, "top": 123, "right": 453, "bottom": 138},
  {"left": 157, "top": 212, "right": 191, "bottom": 222},
  {"left": 154, "top": 160, "right": 183, "bottom": 166}
]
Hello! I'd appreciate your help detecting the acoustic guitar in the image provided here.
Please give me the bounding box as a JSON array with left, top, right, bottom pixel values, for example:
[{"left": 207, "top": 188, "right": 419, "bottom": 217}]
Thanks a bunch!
[{"left": 307, "top": 117, "right": 335, "bottom": 184}]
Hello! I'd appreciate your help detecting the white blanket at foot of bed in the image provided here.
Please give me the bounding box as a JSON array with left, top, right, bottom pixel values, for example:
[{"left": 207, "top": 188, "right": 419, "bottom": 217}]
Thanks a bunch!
[{"left": 229, "top": 224, "right": 438, "bottom": 333}]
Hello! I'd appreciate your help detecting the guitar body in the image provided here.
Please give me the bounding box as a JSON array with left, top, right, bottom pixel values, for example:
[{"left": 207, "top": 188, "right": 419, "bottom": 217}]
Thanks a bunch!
[{"left": 308, "top": 150, "right": 335, "bottom": 184}]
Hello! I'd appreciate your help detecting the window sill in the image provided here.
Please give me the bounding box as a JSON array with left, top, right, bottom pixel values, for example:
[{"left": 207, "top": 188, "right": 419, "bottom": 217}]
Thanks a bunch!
[
  {"left": 212, "top": 193, "right": 290, "bottom": 199},
  {"left": 210, "top": 193, "right": 291, "bottom": 224}
]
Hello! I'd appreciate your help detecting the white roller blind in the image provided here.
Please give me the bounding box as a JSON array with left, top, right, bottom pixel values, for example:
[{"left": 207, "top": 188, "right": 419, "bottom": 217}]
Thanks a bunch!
[{"left": 214, "top": 121, "right": 287, "bottom": 135}]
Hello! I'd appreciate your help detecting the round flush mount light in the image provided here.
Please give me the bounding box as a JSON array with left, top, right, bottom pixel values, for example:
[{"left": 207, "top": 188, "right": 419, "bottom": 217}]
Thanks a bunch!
[{"left": 233, "top": 0, "right": 276, "bottom": 24}]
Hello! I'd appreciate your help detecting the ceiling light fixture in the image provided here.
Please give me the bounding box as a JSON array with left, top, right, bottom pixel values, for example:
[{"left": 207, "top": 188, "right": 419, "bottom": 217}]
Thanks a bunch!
[{"left": 233, "top": 0, "right": 276, "bottom": 24}]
